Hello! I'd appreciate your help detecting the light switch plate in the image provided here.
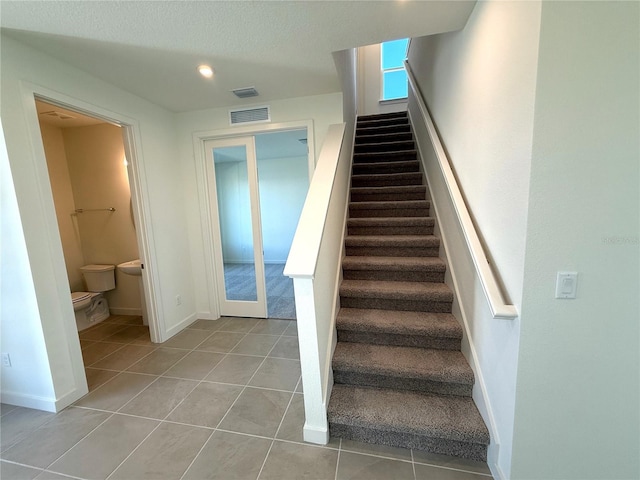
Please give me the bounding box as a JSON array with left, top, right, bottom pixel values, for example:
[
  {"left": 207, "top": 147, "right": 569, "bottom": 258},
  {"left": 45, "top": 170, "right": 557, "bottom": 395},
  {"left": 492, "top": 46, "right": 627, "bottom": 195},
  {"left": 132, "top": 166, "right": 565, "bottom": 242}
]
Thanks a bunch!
[{"left": 555, "top": 272, "right": 578, "bottom": 299}]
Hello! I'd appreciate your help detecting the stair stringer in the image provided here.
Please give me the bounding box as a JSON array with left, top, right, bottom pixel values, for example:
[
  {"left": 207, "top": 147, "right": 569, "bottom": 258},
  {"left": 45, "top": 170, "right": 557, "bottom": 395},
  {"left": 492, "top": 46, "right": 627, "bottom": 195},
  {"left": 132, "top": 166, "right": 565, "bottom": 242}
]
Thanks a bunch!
[{"left": 408, "top": 107, "right": 505, "bottom": 480}]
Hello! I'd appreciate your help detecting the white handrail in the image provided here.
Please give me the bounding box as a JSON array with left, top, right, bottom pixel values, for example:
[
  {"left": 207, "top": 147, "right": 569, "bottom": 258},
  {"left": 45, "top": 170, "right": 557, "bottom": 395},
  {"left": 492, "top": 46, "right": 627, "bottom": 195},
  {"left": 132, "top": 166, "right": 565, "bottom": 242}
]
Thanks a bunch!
[
  {"left": 284, "top": 123, "right": 346, "bottom": 279},
  {"left": 405, "top": 61, "right": 518, "bottom": 320}
]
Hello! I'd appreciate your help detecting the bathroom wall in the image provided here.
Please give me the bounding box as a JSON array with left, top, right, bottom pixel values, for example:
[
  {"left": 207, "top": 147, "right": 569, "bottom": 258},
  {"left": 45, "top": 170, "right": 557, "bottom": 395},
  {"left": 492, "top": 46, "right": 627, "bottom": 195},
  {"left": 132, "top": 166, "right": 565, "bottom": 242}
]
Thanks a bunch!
[
  {"left": 41, "top": 121, "right": 142, "bottom": 314},
  {"left": 40, "top": 123, "right": 85, "bottom": 292}
]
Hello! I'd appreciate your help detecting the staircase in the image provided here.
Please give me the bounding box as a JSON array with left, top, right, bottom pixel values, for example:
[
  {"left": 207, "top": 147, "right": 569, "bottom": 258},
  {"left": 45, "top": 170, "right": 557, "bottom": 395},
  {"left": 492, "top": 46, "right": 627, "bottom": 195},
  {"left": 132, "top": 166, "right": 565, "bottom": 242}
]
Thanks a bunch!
[{"left": 327, "top": 111, "right": 490, "bottom": 461}]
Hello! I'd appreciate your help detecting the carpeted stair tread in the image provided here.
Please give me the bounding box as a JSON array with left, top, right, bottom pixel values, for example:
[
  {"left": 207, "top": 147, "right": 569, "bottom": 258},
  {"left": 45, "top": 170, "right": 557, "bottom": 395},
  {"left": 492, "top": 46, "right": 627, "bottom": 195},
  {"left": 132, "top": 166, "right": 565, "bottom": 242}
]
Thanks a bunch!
[
  {"left": 358, "top": 111, "right": 407, "bottom": 121},
  {"left": 352, "top": 160, "right": 420, "bottom": 173},
  {"left": 357, "top": 117, "right": 408, "bottom": 128},
  {"left": 333, "top": 342, "right": 473, "bottom": 389},
  {"left": 350, "top": 185, "right": 426, "bottom": 202},
  {"left": 349, "top": 200, "right": 430, "bottom": 211},
  {"left": 328, "top": 384, "right": 490, "bottom": 446},
  {"left": 344, "top": 235, "right": 440, "bottom": 248},
  {"left": 351, "top": 172, "right": 423, "bottom": 187},
  {"left": 337, "top": 308, "right": 462, "bottom": 340},
  {"left": 354, "top": 141, "right": 415, "bottom": 153},
  {"left": 353, "top": 150, "right": 417, "bottom": 163},
  {"left": 356, "top": 124, "right": 411, "bottom": 136},
  {"left": 356, "top": 132, "right": 413, "bottom": 144},
  {"left": 342, "top": 255, "right": 445, "bottom": 273},
  {"left": 347, "top": 217, "right": 434, "bottom": 227},
  {"left": 340, "top": 279, "right": 453, "bottom": 302}
]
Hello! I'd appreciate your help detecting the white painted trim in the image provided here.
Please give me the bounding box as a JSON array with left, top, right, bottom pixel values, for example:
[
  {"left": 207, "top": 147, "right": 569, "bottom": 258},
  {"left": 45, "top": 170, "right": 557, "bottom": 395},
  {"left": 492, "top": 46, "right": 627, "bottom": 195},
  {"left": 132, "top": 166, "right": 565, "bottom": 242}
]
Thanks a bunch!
[
  {"left": 408, "top": 93, "right": 503, "bottom": 480},
  {"left": 0, "top": 391, "right": 58, "bottom": 413},
  {"left": 405, "top": 62, "right": 518, "bottom": 320},
  {"left": 192, "top": 119, "right": 315, "bottom": 319},
  {"left": 303, "top": 423, "right": 330, "bottom": 445},
  {"left": 284, "top": 123, "right": 346, "bottom": 279},
  {"left": 164, "top": 312, "right": 198, "bottom": 338}
]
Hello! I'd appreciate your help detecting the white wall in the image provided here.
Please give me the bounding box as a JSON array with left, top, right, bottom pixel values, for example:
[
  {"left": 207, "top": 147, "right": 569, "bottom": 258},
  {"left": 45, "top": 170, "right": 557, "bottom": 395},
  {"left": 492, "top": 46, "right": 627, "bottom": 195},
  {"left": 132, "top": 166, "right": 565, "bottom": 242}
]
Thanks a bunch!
[
  {"left": 62, "top": 124, "right": 141, "bottom": 313},
  {"left": 40, "top": 123, "right": 86, "bottom": 292},
  {"left": 1, "top": 123, "right": 57, "bottom": 410},
  {"left": 1, "top": 34, "right": 194, "bottom": 410},
  {"left": 511, "top": 2, "right": 639, "bottom": 479},
  {"left": 407, "top": 2, "right": 541, "bottom": 477},
  {"left": 357, "top": 43, "right": 408, "bottom": 116},
  {"left": 177, "top": 94, "right": 343, "bottom": 318}
]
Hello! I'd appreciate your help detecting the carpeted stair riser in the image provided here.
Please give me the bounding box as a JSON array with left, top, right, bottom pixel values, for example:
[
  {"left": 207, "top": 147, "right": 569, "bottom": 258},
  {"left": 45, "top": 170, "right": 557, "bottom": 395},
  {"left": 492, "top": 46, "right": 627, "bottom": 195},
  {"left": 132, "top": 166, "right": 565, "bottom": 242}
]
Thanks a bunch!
[
  {"left": 351, "top": 172, "right": 423, "bottom": 188},
  {"left": 357, "top": 124, "right": 411, "bottom": 137},
  {"left": 344, "top": 234, "right": 440, "bottom": 257},
  {"left": 337, "top": 330, "right": 461, "bottom": 350},
  {"left": 350, "top": 185, "right": 426, "bottom": 202},
  {"left": 353, "top": 150, "right": 417, "bottom": 163},
  {"left": 352, "top": 160, "right": 420, "bottom": 176},
  {"left": 356, "top": 132, "right": 413, "bottom": 144},
  {"left": 328, "top": 385, "right": 489, "bottom": 461},
  {"left": 349, "top": 204, "right": 430, "bottom": 219},
  {"left": 358, "top": 111, "right": 408, "bottom": 121},
  {"left": 334, "top": 371, "right": 471, "bottom": 397},
  {"left": 357, "top": 117, "right": 408, "bottom": 128},
  {"left": 347, "top": 217, "right": 434, "bottom": 236},
  {"left": 341, "top": 297, "right": 452, "bottom": 313},
  {"left": 329, "top": 423, "right": 487, "bottom": 462},
  {"left": 342, "top": 255, "right": 445, "bottom": 282},
  {"left": 354, "top": 141, "right": 415, "bottom": 154}
]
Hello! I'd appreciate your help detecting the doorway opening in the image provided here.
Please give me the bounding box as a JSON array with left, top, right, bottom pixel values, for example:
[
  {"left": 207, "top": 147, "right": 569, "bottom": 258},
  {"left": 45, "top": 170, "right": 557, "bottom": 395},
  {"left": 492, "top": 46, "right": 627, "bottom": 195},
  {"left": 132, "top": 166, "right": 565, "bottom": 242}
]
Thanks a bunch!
[
  {"left": 204, "top": 127, "right": 309, "bottom": 320},
  {"left": 34, "top": 97, "right": 156, "bottom": 345}
]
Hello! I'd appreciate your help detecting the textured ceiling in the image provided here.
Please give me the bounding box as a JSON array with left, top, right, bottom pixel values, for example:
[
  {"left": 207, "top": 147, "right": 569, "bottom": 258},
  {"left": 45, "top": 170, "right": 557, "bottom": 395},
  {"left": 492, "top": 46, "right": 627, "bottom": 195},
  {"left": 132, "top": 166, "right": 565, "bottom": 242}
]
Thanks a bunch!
[{"left": 1, "top": 1, "right": 476, "bottom": 112}]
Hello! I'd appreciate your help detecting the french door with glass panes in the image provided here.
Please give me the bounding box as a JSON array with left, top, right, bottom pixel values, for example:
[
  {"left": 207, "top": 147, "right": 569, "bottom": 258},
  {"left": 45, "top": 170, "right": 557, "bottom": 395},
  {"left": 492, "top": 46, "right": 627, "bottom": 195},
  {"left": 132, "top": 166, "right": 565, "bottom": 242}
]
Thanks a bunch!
[{"left": 204, "top": 136, "right": 267, "bottom": 318}]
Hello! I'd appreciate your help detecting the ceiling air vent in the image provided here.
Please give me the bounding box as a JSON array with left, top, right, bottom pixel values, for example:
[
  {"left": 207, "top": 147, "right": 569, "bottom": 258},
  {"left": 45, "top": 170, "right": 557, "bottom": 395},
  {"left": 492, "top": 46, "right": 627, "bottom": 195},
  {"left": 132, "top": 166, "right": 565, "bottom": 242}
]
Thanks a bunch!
[
  {"left": 232, "top": 87, "right": 259, "bottom": 98},
  {"left": 40, "top": 110, "right": 76, "bottom": 120},
  {"left": 229, "top": 106, "right": 271, "bottom": 125}
]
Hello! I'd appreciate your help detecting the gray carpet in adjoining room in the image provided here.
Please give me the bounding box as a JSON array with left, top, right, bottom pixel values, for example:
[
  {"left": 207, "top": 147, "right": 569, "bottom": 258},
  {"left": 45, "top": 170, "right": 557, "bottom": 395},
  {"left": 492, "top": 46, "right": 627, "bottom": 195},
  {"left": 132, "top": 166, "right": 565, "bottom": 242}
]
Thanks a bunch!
[{"left": 223, "top": 263, "right": 296, "bottom": 319}]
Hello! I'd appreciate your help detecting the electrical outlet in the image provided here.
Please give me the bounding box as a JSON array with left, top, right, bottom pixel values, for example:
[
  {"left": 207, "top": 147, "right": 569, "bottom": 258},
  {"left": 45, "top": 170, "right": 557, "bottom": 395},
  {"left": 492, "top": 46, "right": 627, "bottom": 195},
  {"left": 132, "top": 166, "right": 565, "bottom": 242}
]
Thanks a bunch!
[
  {"left": 2, "top": 353, "right": 11, "bottom": 367},
  {"left": 176, "top": 295, "right": 182, "bottom": 306}
]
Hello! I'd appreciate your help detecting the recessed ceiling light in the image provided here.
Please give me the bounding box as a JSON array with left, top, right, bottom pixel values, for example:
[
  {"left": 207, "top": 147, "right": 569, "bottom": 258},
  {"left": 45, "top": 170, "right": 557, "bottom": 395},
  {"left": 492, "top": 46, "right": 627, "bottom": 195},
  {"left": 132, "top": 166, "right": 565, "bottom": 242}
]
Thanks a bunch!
[{"left": 197, "top": 64, "right": 214, "bottom": 78}]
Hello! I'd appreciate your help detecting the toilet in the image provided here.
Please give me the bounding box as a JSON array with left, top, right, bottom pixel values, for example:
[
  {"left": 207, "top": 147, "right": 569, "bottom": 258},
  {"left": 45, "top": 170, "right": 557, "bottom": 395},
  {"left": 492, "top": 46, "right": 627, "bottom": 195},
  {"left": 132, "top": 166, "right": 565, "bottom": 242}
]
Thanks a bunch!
[{"left": 72, "top": 264, "right": 115, "bottom": 331}]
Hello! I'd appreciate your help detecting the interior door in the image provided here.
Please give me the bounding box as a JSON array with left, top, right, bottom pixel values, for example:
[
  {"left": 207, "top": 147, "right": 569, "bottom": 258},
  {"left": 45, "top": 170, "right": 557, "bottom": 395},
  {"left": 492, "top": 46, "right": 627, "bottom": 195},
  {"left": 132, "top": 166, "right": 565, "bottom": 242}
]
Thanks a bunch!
[{"left": 204, "top": 136, "right": 267, "bottom": 318}]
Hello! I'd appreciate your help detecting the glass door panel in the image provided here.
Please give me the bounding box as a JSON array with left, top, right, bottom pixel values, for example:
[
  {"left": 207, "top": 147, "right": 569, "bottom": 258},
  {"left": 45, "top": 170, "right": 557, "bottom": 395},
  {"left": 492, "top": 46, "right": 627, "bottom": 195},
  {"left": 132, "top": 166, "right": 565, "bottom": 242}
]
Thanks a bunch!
[{"left": 205, "top": 137, "right": 267, "bottom": 318}]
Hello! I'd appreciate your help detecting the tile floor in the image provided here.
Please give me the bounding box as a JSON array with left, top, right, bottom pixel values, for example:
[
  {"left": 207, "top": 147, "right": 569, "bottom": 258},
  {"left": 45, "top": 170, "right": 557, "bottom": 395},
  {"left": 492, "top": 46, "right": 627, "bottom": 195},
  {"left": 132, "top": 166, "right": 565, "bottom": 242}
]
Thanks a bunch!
[{"left": 1, "top": 315, "right": 492, "bottom": 480}]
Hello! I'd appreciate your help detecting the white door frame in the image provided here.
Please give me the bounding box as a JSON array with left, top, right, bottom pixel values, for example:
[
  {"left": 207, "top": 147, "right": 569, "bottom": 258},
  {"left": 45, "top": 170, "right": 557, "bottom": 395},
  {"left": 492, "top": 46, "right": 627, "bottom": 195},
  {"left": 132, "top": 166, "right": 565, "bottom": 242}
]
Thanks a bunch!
[
  {"left": 193, "top": 119, "right": 315, "bottom": 320},
  {"left": 204, "top": 136, "right": 267, "bottom": 318},
  {"left": 20, "top": 85, "right": 163, "bottom": 366}
]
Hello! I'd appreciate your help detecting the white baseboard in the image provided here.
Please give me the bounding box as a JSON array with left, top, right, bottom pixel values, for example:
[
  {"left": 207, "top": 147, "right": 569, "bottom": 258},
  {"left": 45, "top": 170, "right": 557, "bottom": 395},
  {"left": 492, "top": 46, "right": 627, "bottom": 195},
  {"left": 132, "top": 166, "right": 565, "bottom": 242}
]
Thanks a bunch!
[
  {"left": 164, "top": 312, "right": 198, "bottom": 339},
  {"left": 196, "top": 311, "right": 218, "bottom": 320},
  {"left": 303, "top": 423, "right": 330, "bottom": 445},
  {"left": 1, "top": 391, "right": 58, "bottom": 412}
]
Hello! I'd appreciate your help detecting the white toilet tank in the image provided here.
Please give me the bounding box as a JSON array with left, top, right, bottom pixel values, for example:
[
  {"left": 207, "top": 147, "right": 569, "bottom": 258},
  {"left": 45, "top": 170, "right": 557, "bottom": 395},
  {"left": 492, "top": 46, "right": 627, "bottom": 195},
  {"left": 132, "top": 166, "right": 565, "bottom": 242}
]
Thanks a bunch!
[{"left": 80, "top": 264, "right": 116, "bottom": 292}]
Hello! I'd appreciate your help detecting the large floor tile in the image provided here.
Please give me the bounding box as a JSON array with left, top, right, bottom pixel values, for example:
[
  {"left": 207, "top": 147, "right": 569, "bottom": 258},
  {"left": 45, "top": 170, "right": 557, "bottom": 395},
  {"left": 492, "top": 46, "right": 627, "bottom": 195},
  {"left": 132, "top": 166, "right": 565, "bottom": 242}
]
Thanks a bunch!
[
  {"left": 1, "top": 460, "right": 42, "bottom": 479},
  {"left": 84, "top": 368, "right": 119, "bottom": 391},
  {"left": 0, "top": 407, "right": 56, "bottom": 452},
  {"left": 89, "top": 344, "right": 156, "bottom": 371},
  {"left": 119, "top": 377, "right": 198, "bottom": 419},
  {"left": 283, "top": 322, "right": 298, "bottom": 337},
  {"left": 414, "top": 463, "right": 492, "bottom": 480},
  {"left": 48, "top": 414, "right": 158, "bottom": 480},
  {"left": 105, "top": 315, "right": 143, "bottom": 326},
  {"left": 412, "top": 449, "right": 492, "bottom": 475},
  {"left": 161, "top": 329, "right": 212, "bottom": 349},
  {"left": 35, "top": 469, "right": 81, "bottom": 479},
  {"left": 249, "top": 357, "right": 300, "bottom": 391},
  {"left": 79, "top": 323, "right": 128, "bottom": 342},
  {"left": 268, "top": 336, "right": 300, "bottom": 359},
  {"left": 0, "top": 404, "right": 18, "bottom": 417},
  {"left": 1, "top": 407, "right": 110, "bottom": 469},
  {"left": 74, "top": 372, "right": 157, "bottom": 412},
  {"left": 341, "top": 438, "right": 412, "bottom": 462},
  {"left": 205, "top": 354, "right": 264, "bottom": 385},
  {"left": 259, "top": 441, "right": 338, "bottom": 479},
  {"left": 166, "top": 382, "right": 242, "bottom": 428},
  {"left": 231, "top": 334, "right": 279, "bottom": 356},
  {"left": 102, "top": 325, "right": 150, "bottom": 343},
  {"left": 250, "top": 319, "right": 291, "bottom": 335},
  {"left": 80, "top": 342, "right": 125, "bottom": 366},
  {"left": 163, "top": 351, "right": 225, "bottom": 380},
  {"left": 126, "top": 348, "right": 188, "bottom": 375},
  {"left": 183, "top": 430, "right": 271, "bottom": 480},
  {"left": 218, "top": 317, "right": 260, "bottom": 333},
  {"left": 218, "top": 387, "right": 290, "bottom": 437},
  {"left": 275, "top": 393, "right": 304, "bottom": 443},
  {"left": 196, "top": 332, "right": 246, "bottom": 353},
  {"left": 187, "top": 319, "right": 226, "bottom": 331},
  {"left": 109, "top": 422, "right": 211, "bottom": 479},
  {"left": 337, "top": 451, "right": 414, "bottom": 480}
]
